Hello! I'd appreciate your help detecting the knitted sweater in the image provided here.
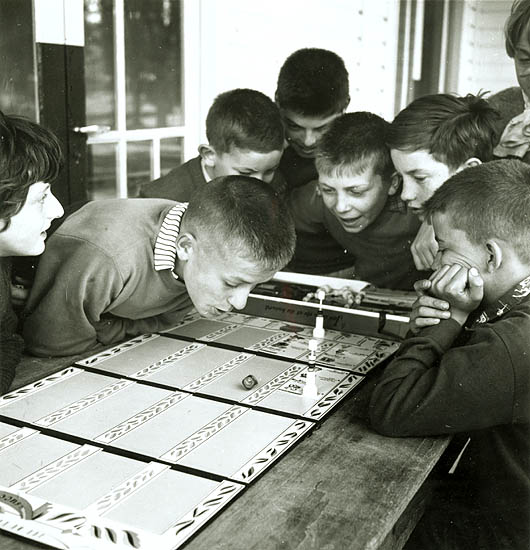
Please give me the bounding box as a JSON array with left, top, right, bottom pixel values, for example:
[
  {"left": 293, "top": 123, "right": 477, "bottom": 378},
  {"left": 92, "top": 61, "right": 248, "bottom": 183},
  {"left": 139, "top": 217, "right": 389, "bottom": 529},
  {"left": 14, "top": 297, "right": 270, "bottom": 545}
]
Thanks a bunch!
[
  {"left": 24, "top": 199, "right": 193, "bottom": 357},
  {"left": 0, "top": 258, "right": 23, "bottom": 393}
]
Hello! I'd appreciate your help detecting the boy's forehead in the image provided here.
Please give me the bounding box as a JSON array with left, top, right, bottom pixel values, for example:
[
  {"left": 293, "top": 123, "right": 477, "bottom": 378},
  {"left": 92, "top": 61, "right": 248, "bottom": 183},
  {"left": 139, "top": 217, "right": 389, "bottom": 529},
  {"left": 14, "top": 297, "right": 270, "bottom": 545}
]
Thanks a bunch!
[
  {"left": 281, "top": 109, "right": 341, "bottom": 129},
  {"left": 221, "top": 147, "right": 282, "bottom": 164},
  {"left": 319, "top": 165, "right": 382, "bottom": 189},
  {"left": 390, "top": 148, "right": 448, "bottom": 171}
]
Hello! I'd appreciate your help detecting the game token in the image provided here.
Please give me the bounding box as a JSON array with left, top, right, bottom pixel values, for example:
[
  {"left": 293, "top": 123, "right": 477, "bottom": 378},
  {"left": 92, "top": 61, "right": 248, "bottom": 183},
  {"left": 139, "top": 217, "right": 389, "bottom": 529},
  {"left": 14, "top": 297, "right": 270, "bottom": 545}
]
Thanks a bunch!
[{"left": 242, "top": 374, "right": 258, "bottom": 390}]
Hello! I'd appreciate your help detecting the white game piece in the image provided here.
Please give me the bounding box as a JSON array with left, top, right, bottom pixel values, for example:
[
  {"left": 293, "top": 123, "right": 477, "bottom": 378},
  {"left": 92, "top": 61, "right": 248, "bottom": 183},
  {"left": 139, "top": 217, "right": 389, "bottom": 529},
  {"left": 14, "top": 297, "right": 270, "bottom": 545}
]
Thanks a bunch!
[
  {"left": 313, "top": 314, "right": 325, "bottom": 339},
  {"left": 303, "top": 367, "right": 319, "bottom": 399}
]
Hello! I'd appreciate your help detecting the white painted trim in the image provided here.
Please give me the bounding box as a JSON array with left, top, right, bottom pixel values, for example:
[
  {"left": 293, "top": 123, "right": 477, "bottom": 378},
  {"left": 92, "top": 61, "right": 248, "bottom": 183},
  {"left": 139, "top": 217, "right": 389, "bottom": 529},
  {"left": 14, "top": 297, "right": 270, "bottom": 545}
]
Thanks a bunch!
[
  {"left": 438, "top": 0, "right": 450, "bottom": 92},
  {"left": 34, "top": 0, "right": 83, "bottom": 46},
  {"left": 182, "top": 0, "right": 201, "bottom": 160},
  {"left": 87, "top": 126, "right": 186, "bottom": 145},
  {"left": 411, "top": 0, "right": 424, "bottom": 81}
]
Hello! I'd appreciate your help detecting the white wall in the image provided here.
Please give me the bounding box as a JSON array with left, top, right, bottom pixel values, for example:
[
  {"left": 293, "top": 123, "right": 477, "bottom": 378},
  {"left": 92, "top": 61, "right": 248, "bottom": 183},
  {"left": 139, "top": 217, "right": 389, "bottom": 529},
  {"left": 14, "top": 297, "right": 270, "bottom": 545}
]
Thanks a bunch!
[
  {"left": 451, "top": 0, "right": 517, "bottom": 96},
  {"left": 195, "top": 0, "right": 400, "bottom": 145}
]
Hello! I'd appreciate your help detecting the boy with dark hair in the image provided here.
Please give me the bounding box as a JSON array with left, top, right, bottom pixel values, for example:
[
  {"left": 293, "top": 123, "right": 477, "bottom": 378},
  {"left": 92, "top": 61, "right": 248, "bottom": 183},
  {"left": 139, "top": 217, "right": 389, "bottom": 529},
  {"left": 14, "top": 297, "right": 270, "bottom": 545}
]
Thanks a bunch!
[
  {"left": 275, "top": 47, "right": 353, "bottom": 273},
  {"left": 290, "top": 112, "right": 422, "bottom": 289},
  {"left": 370, "top": 159, "right": 530, "bottom": 550},
  {"left": 139, "top": 89, "right": 285, "bottom": 199},
  {"left": 24, "top": 176, "right": 295, "bottom": 357},
  {"left": 0, "top": 111, "right": 64, "bottom": 392},
  {"left": 387, "top": 93, "right": 499, "bottom": 270}
]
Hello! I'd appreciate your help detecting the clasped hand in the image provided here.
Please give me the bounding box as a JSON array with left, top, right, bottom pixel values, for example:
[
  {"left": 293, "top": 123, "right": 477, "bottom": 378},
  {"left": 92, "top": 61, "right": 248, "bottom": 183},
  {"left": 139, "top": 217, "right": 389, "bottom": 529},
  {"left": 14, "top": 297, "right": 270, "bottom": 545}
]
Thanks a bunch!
[{"left": 409, "top": 264, "right": 484, "bottom": 333}]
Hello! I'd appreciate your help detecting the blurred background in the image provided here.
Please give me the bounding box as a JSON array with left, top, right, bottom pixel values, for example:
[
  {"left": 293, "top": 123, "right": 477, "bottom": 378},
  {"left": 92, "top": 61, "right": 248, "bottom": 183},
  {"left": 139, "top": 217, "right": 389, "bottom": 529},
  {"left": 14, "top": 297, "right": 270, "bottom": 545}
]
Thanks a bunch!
[{"left": 0, "top": 0, "right": 517, "bottom": 206}]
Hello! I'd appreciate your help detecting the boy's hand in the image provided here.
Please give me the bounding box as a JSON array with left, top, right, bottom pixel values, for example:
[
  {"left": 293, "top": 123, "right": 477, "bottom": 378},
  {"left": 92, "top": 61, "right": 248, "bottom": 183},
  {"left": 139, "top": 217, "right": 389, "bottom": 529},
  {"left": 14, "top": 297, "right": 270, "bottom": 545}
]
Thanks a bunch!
[
  {"left": 411, "top": 220, "right": 438, "bottom": 270},
  {"left": 429, "top": 264, "right": 484, "bottom": 325},
  {"left": 408, "top": 279, "right": 451, "bottom": 334}
]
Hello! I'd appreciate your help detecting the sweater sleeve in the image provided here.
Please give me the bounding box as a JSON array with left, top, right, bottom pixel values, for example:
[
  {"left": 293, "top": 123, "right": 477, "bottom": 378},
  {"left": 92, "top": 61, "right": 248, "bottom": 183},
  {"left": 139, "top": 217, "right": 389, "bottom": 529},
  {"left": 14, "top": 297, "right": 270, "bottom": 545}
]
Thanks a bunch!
[
  {"left": 0, "top": 260, "right": 23, "bottom": 394},
  {"left": 24, "top": 235, "right": 191, "bottom": 357},
  {"left": 369, "top": 319, "right": 519, "bottom": 437},
  {"left": 289, "top": 181, "right": 327, "bottom": 233}
]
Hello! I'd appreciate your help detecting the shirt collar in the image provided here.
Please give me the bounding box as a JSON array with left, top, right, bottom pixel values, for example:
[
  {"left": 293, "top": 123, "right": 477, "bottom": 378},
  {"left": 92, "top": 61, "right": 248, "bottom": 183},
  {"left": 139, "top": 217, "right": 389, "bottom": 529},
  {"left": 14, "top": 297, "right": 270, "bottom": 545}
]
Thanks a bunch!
[
  {"left": 467, "top": 274, "right": 530, "bottom": 327},
  {"left": 153, "top": 203, "right": 188, "bottom": 280}
]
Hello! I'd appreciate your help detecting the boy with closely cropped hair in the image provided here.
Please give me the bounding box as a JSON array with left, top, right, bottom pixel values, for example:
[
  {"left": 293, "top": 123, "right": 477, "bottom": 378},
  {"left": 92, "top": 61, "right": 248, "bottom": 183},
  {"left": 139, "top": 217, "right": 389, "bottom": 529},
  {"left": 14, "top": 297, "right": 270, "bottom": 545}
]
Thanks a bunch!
[
  {"left": 139, "top": 88, "right": 285, "bottom": 199},
  {"left": 25, "top": 176, "right": 295, "bottom": 357},
  {"left": 370, "top": 160, "right": 530, "bottom": 550},
  {"left": 0, "top": 111, "right": 64, "bottom": 393},
  {"left": 387, "top": 93, "right": 499, "bottom": 270},
  {"left": 275, "top": 48, "right": 354, "bottom": 273},
  {"left": 289, "top": 112, "right": 422, "bottom": 289}
]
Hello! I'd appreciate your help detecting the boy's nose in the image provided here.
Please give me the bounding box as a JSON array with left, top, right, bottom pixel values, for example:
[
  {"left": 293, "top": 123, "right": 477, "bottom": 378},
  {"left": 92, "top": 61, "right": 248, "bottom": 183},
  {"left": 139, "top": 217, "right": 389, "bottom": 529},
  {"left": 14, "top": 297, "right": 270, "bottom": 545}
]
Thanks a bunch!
[
  {"left": 400, "top": 179, "right": 416, "bottom": 203},
  {"left": 48, "top": 194, "right": 64, "bottom": 220},
  {"left": 334, "top": 195, "right": 351, "bottom": 214},
  {"left": 303, "top": 130, "right": 317, "bottom": 147}
]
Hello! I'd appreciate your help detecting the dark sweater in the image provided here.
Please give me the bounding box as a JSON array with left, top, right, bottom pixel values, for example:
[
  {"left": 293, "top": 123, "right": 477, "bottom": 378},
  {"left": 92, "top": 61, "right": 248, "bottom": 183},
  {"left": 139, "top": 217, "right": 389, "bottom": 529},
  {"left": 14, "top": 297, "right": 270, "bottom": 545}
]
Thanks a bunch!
[
  {"left": 138, "top": 156, "right": 204, "bottom": 200},
  {"left": 290, "top": 181, "right": 423, "bottom": 289},
  {"left": 0, "top": 258, "right": 23, "bottom": 393},
  {"left": 280, "top": 146, "right": 356, "bottom": 274},
  {"left": 370, "top": 278, "right": 530, "bottom": 547},
  {"left": 138, "top": 155, "right": 287, "bottom": 200}
]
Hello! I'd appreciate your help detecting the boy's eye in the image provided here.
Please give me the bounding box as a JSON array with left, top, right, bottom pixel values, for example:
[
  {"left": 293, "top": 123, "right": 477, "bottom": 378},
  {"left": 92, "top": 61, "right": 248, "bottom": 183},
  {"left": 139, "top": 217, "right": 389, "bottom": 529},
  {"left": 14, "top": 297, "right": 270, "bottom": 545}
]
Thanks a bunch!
[
  {"left": 347, "top": 189, "right": 363, "bottom": 197},
  {"left": 414, "top": 176, "right": 427, "bottom": 183},
  {"left": 224, "top": 281, "right": 238, "bottom": 288},
  {"left": 320, "top": 187, "right": 334, "bottom": 194}
]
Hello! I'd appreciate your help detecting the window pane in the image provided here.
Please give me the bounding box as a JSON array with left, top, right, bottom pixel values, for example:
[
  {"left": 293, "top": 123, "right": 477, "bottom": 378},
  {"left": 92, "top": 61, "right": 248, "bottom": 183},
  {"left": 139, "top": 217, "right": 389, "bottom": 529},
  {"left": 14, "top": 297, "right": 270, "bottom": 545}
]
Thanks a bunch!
[
  {"left": 87, "top": 143, "right": 117, "bottom": 200},
  {"left": 0, "top": 0, "right": 36, "bottom": 120},
  {"left": 85, "top": 0, "right": 116, "bottom": 128},
  {"left": 127, "top": 141, "right": 151, "bottom": 197},
  {"left": 160, "top": 138, "right": 184, "bottom": 176},
  {"left": 124, "top": 0, "right": 183, "bottom": 129}
]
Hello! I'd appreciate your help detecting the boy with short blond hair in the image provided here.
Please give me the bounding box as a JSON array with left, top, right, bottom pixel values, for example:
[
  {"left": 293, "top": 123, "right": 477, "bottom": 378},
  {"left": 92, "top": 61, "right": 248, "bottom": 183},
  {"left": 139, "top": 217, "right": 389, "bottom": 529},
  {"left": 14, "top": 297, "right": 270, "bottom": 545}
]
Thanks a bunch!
[
  {"left": 275, "top": 48, "right": 353, "bottom": 273},
  {"left": 370, "top": 159, "right": 530, "bottom": 550},
  {"left": 25, "top": 176, "right": 295, "bottom": 357},
  {"left": 387, "top": 93, "right": 499, "bottom": 270},
  {"left": 139, "top": 88, "right": 285, "bottom": 199},
  {"left": 290, "top": 112, "right": 422, "bottom": 289}
]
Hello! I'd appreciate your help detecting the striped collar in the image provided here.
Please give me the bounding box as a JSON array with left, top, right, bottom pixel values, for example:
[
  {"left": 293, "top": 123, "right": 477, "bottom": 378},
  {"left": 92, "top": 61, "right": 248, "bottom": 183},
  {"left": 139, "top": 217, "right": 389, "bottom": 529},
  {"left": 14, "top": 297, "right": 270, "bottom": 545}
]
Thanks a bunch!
[{"left": 153, "top": 203, "right": 188, "bottom": 280}]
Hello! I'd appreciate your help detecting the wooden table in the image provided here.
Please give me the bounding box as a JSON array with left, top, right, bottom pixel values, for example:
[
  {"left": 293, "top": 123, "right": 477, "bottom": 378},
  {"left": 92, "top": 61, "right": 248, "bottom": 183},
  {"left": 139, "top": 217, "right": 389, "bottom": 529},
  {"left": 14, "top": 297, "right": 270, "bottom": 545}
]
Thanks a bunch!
[{"left": 0, "top": 353, "right": 449, "bottom": 550}]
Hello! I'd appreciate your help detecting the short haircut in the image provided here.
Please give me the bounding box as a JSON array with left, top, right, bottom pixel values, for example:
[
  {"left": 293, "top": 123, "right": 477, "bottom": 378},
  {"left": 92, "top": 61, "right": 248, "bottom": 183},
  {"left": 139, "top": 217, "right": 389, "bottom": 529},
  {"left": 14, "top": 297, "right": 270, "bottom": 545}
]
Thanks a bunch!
[
  {"left": 205, "top": 89, "right": 284, "bottom": 154},
  {"left": 275, "top": 48, "right": 350, "bottom": 117},
  {"left": 316, "top": 112, "right": 393, "bottom": 182},
  {"left": 424, "top": 159, "right": 530, "bottom": 263},
  {"left": 386, "top": 93, "right": 499, "bottom": 170},
  {"left": 0, "top": 111, "right": 62, "bottom": 230},
  {"left": 184, "top": 175, "right": 296, "bottom": 271},
  {"left": 505, "top": 0, "right": 530, "bottom": 57}
]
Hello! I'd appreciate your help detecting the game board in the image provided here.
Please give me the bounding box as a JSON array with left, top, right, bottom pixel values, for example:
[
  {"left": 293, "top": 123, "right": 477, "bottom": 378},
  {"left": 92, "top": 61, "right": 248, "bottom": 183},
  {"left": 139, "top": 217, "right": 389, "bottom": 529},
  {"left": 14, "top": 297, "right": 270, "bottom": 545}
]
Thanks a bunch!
[
  {"left": 163, "top": 310, "right": 400, "bottom": 374},
  {"left": 0, "top": 309, "right": 401, "bottom": 549},
  {"left": 76, "top": 333, "right": 365, "bottom": 420}
]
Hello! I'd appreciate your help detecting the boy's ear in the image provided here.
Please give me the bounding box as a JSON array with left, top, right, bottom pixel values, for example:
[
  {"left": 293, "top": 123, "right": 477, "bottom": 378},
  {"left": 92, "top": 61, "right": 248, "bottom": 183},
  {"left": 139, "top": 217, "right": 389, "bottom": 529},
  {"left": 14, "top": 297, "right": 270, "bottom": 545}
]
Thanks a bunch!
[
  {"left": 198, "top": 144, "right": 217, "bottom": 167},
  {"left": 388, "top": 172, "right": 401, "bottom": 196},
  {"left": 485, "top": 239, "right": 503, "bottom": 273},
  {"left": 456, "top": 157, "right": 481, "bottom": 173},
  {"left": 175, "top": 232, "right": 196, "bottom": 262}
]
